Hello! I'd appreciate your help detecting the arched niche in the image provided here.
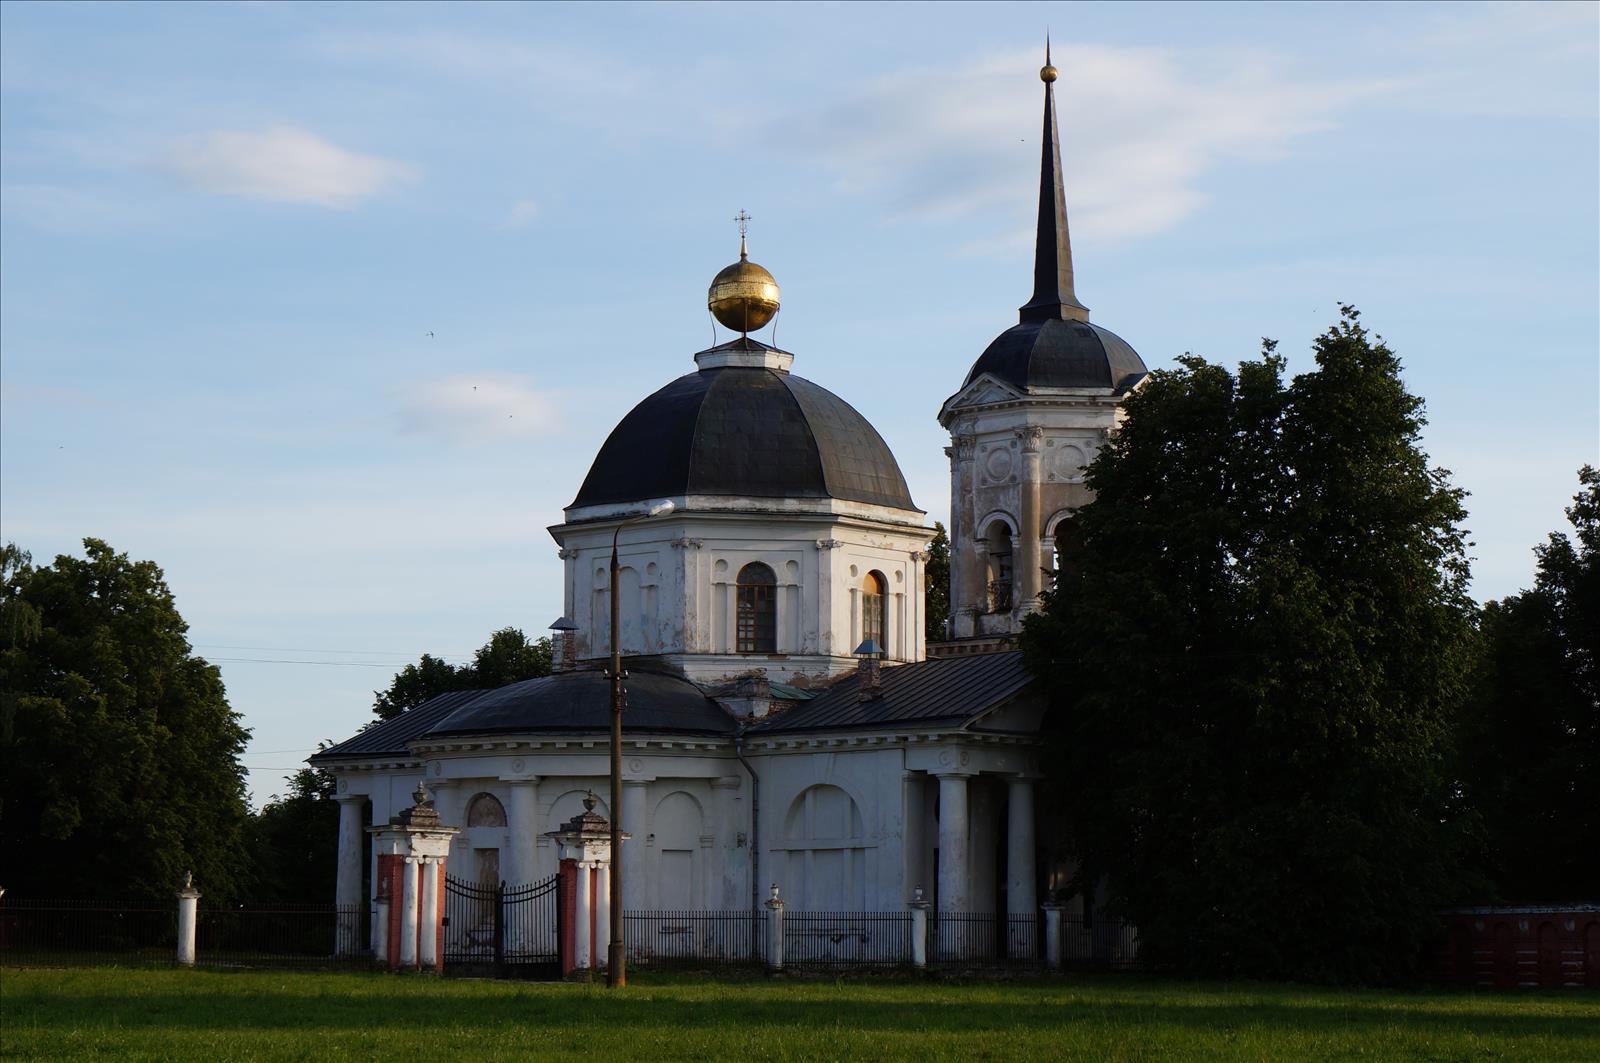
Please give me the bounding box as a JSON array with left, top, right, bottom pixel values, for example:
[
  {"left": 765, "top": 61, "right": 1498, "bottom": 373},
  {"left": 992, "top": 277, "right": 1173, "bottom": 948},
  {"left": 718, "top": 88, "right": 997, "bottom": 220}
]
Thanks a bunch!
[
  {"left": 466, "top": 792, "right": 507, "bottom": 828},
  {"left": 780, "top": 783, "right": 868, "bottom": 910},
  {"left": 652, "top": 791, "right": 706, "bottom": 910}
]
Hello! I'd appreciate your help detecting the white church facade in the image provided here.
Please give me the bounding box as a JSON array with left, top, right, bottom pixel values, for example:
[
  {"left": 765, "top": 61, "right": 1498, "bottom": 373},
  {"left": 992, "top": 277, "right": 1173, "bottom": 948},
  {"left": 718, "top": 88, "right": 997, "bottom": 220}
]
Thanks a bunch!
[{"left": 312, "top": 54, "right": 1147, "bottom": 945}]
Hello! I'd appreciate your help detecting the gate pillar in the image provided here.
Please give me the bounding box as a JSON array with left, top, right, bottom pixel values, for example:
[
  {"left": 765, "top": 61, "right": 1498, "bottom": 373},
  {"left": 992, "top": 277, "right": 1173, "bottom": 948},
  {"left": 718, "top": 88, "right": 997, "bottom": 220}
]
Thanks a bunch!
[
  {"left": 546, "top": 793, "right": 627, "bottom": 975},
  {"left": 369, "top": 781, "right": 459, "bottom": 972}
]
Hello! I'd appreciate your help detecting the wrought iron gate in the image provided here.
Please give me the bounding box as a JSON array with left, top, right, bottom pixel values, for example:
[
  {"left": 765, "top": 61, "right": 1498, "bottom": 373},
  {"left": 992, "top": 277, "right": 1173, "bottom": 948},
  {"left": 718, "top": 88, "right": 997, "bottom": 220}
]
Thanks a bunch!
[{"left": 442, "top": 873, "right": 561, "bottom": 978}]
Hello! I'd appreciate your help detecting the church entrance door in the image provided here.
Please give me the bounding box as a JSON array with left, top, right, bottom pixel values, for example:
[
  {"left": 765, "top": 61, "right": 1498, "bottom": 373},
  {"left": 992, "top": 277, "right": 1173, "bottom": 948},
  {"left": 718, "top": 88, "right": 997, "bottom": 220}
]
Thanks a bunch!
[{"left": 442, "top": 872, "right": 562, "bottom": 979}]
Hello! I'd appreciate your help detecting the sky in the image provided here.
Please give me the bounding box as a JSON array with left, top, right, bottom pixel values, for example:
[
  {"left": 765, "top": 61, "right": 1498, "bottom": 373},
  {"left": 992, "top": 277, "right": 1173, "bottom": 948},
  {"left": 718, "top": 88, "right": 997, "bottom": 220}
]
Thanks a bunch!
[{"left": 3, "top": 1, "right": 1596, "bottom": 806}]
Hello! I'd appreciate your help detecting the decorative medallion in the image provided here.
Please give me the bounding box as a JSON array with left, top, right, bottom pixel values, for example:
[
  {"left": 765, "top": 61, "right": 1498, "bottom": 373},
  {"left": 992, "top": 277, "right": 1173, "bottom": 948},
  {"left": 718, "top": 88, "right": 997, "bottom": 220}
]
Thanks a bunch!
[
  {"left": 984, "top": 447, "right": 1013, "bottom": 482},
  {"left": 337, "top": 778, "right": 348, "bottom": 794},
  {"left": 431, "top": 761, "right": 442, "bottom": 777},
  {"left": 628, "top": 758, "right": 644, "bottom": 774},
  {"left": 511, "top": 757, "right": 526, "bottom": 773}
]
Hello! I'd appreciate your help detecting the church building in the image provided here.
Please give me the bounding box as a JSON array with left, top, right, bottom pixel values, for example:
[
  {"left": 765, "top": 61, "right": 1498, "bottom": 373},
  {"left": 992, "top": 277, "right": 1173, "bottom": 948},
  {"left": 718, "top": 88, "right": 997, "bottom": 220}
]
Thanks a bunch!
[{"left": 313, "top": 52, "right": 1147, "bottom": 945}]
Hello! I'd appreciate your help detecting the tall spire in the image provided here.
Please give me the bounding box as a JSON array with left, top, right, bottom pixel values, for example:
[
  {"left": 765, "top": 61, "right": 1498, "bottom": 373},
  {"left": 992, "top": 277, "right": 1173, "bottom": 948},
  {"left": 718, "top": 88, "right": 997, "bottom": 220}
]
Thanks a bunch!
[{"left": 1019, "top": 38, "right": 1089, "bottom": 324}]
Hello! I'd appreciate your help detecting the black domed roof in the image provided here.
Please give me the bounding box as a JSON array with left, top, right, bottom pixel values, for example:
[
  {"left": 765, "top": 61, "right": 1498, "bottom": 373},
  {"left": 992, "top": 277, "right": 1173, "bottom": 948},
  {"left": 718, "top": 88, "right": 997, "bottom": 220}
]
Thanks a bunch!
[
  {"left": 426, "top": 669, "right": 734, "bottom": 738},
  {"left": 571, "top": 356, "right": 917, "bottom": 512},
  {"left": 964, "top": 317, "right": 1146, "bottom": 394}
]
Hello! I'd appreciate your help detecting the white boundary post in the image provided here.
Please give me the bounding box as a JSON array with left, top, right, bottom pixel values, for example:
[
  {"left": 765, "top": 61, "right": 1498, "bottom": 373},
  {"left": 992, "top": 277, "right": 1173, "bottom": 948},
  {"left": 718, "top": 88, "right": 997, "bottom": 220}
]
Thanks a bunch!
[
  {"left": 764, "top": 885, "right": 785, "bottom": 972},
  {"left": 909, "top": 886, "right": 930, "bottom": 969},
  {"left": 176, "top": 872, "right": 201, "bottom": 967},
  {"left": 1042, "top": 903, "right": 1064, "bottom": 971}
]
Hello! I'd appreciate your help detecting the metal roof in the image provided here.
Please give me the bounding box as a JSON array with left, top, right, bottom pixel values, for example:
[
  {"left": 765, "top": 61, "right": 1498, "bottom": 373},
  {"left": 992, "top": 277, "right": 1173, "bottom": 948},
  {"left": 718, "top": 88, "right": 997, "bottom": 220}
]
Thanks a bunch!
[
  {"left": 570, "top": 357, "right": 917, "bottom": 512},
  {"left": 964, "top": 318, "right": 1146, "bottom": 393},
  {"left": 751, "top": 650, "right": 1032, "bottom": 733},
  {"left": 311, "top": 688, "right": 489, "bottom": 761},
  {"left": 424, "top": 668, "right": 735, "bottom": 738}
]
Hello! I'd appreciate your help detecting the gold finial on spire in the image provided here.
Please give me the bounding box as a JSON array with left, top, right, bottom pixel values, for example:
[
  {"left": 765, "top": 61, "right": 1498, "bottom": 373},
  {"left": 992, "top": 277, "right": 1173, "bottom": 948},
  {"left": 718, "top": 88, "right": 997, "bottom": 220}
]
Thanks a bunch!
[
  {"left": 709, "top": 209, "right": 780, "bottom": 334},
  {"left": 734, "top": 208, "right": 751, "bottom": 259},
  {"left": 1041, "top": 33, "right": 1057, "bottom": 82}
]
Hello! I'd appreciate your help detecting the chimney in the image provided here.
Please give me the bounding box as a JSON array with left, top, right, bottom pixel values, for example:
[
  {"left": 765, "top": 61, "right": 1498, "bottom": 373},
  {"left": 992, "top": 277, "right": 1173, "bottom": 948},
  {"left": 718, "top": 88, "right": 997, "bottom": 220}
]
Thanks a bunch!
[
  {"left": 549, "top": 617, "right": 578, "bottom": 673},
  {"left": 853, "top": 639, "right": 884, "bottom": 702}
]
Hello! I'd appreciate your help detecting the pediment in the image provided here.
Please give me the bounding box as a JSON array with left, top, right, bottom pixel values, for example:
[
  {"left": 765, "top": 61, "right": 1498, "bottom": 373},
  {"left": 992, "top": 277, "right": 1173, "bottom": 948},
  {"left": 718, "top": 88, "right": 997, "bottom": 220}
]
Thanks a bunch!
[{"left": 939, "top": 374, "right": 1025, "bottom": 419}]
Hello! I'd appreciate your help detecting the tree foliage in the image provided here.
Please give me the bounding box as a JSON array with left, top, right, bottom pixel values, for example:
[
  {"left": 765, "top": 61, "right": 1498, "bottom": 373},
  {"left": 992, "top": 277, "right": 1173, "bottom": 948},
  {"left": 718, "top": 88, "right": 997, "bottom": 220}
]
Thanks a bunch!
[
  {"left": 0, "top": 539, "right": 253, "bottom": 901},
  {"left": 1462, "top": 466, "right": 1599, "bottom": 901},
  {"left": 1022, "top": 309, "right": 1476, "bottom": 983},
  {"left": 372, "top": 627, "right": 552, "bottom": 719},
  {"left": 925, "top": 522, "right": 951, "bottom": 641},
  {"left": 248, "top": 752, "right": 340, "bottom": 902}
]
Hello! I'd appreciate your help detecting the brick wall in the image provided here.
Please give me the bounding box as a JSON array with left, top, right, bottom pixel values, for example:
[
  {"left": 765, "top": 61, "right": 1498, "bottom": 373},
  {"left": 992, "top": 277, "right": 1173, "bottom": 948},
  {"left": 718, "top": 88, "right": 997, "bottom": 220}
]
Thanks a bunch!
[{"left": 1438, "top": 907, "right": 1600, "bottom": 988}]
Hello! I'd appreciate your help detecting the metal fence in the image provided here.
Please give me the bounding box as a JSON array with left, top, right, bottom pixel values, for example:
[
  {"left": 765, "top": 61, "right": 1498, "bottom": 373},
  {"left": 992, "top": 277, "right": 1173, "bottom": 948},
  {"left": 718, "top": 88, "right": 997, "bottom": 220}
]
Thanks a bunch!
[
  {"left": 196, "top": 904, "right": 366, "bottom": 968},
  {"left": 1060, "top": 914, "right": 1140, "bottom": 970},
  {"left": 930, "top": 912, "right": 1043, "bottom": 968},
  {"left": 785, "top": 911, "right": 913, "bottom": 968},
  {"left": 1, "top": 897, "right": 1139, "bottom": 974},
  {"left": 0, "top": 899, "right": 176, "bottom": 967},
  {"left": 625, "top": 909, "right": 765, "bottom": 968},
  {"left": 0, "top": 899, "right": 365, "bottom": 969}
]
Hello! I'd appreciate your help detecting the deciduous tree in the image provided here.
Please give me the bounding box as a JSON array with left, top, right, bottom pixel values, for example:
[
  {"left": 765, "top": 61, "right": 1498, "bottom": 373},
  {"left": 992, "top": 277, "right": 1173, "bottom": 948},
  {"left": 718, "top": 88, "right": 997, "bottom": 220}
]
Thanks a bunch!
[
  {"left": 1463, "top": 466, "right": 1598, "bottom": 901},
  {"left": 0, "top": 540, "right": 253, "bottom": 901},
  {"left": 1022, "top": 309, "right": 1476, "bottom": 982},
  {"left": 372, "top": 627, "right": 551, "bottom": 719}
]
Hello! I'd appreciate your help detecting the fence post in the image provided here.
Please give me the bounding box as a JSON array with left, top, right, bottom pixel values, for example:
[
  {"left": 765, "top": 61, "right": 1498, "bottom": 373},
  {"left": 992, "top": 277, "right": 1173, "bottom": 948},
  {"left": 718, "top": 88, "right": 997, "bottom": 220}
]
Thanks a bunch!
[
  {"left": 764, "top": 884, "right": 785, "bottom": 972},
  {"left": 1042, "top": 903, "right": 1063, "bottom": 971},
  {"left": 176, "top": 871, "right": 201, "bottom": 967},
  {"left": 909, "top": 886, "right": 930, "bottom": 969},
  {"left": 494, "top": 880, "right": 506, "bottom": 975}
]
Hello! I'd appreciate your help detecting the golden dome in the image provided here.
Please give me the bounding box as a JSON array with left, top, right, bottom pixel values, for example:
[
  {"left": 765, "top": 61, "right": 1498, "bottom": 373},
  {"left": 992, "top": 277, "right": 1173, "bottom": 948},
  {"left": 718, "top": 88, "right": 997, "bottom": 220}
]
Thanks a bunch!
[{"left": 708, "top": 252, "right": 780, "bottom": 333}]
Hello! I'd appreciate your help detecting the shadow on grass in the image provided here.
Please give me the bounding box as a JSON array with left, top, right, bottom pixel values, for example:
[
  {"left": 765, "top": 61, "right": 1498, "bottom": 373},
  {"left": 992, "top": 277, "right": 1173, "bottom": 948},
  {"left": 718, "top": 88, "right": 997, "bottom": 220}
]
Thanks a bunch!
[{"left": 5, "top": 978, "right": 1596, "bottom": 1044}]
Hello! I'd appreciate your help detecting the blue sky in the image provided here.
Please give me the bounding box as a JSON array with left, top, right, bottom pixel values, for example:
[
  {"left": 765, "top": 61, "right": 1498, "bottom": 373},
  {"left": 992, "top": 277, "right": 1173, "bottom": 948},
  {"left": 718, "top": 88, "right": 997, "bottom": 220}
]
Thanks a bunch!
[{"left": 3, "top": 1, "right": 1596, "bottom": 804}]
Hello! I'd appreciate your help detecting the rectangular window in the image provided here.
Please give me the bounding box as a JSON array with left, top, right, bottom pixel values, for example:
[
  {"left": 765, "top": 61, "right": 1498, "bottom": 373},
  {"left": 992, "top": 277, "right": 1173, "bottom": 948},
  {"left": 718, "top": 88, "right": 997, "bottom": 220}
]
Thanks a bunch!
[{"left": 737, "top": 584, "right": 776, "bottom": 653}]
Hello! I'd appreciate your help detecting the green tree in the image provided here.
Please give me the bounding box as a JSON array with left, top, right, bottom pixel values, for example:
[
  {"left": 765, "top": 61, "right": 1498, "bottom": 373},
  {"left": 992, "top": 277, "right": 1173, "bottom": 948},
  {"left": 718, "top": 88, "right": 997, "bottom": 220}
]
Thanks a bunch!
[
  {"left": 1022, "top": 309, "right": 1476, "bottom": 983},
  {"left": 925, "top": 522, "right": 951, "bottom": 641},
  {"left": 248, "top": 750, "right": 340, "bottom": 902},
  {"left": 372, "top": 627, "right": 552, "bottom": 719},
  {"left": 0, "top": 539, "right": 253, "bottom": 901},
  {"left": 1463, "top": 466, "right": 1598, "bottom": 900}
]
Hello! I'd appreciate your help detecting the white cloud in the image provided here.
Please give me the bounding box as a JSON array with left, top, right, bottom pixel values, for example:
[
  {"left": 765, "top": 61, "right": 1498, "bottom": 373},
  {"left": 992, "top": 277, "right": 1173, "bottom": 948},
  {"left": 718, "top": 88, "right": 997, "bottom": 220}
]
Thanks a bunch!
[
  {"left": 165, "top": 126, "right": 414, "bottom": 208},
  {"left": 395, "top": 373, "right": 562, "bottom": 443},
  {"left": 776, "top": 45, "right": 1394, "bottom": 243},
  {"left": 506, "top": 198, "right": 540, "bottom": 228}
]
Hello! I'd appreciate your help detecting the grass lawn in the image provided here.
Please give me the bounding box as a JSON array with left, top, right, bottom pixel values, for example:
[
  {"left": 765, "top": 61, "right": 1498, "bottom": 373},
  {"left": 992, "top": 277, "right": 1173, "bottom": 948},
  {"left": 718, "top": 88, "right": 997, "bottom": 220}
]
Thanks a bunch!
[{"left": 2, "top": 966, "right": 1596, "bottom": 1061}]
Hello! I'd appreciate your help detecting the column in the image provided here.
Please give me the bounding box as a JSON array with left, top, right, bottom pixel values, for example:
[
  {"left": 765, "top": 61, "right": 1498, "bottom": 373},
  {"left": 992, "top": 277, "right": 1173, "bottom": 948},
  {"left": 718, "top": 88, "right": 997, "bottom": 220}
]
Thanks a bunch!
[
  {"left": 334, "top": 795, "right": 366, "bottom": 956},
  {"left": 712, "top": 776, "right": 742, "bottom": 909},
  {"left": 893, "top": 591, "right": 906, "bottom": 660},
  {"left": 419, "top": 858, "right": 439, "bottom": 970},
  {"left": 1015, "top": 426, "right": 1043, "bottom": 614},
  {"left": 1006, "top": 777, "right": 1038, "bottom": 960},
  {"left": 936, "top": 773, "right": 970, "bottom": 912},
  {"left": 621, "top": 780, "right": 649, "bottom": 911},
  {"left": 902, "top": 773, "right": 927, "bottom": 899},
  {"left": 970, "top": 780, "right": 998, "bottom": 915},
  {"left": 815, "top": 539, "right": 840, "bottom": 656},
  {"left": 506, "top": 778, "right": 540, "bottom": 886},
  {"left": 574, "top": 864, "right": 593, "bottom": 969},
  {"left": 775, "top": 583, "right": 789, "bottom": 653},
  {"left": 594, "top": 864, "right": 611, "bottom": 967},
  {"left": 399, "top": 856, "right": 420, "bottom": 968}
]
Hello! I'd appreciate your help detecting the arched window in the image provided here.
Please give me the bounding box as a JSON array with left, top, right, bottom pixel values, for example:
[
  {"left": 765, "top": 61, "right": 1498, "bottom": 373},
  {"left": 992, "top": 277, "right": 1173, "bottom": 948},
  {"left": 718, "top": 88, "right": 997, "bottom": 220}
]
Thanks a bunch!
[
  {"left": 736, "top": 562, "right": 776, "bottom": 653},
  {"left": 986, "top": 522, "right": 1013, "bottom": 612},
  {"left": 466, "top": 792, "right": 506, "bottom": 827},
  {"left": 862, "top": 571, "right": 886, "bottom": 651}
]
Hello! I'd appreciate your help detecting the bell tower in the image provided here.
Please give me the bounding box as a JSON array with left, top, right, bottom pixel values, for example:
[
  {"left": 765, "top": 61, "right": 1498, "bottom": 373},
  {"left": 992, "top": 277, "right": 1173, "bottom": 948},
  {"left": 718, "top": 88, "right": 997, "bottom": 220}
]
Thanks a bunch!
[{"left": 937, "top": 44, "right": 1147, "bottom": 643}]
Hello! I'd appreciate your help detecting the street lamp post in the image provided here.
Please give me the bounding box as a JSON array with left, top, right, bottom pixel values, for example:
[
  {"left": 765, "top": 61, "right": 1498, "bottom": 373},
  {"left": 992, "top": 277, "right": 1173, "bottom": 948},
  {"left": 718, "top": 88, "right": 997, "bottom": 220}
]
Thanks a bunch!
[{"left": 606, "top": 499, "right": 674, "bottom": 988}]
